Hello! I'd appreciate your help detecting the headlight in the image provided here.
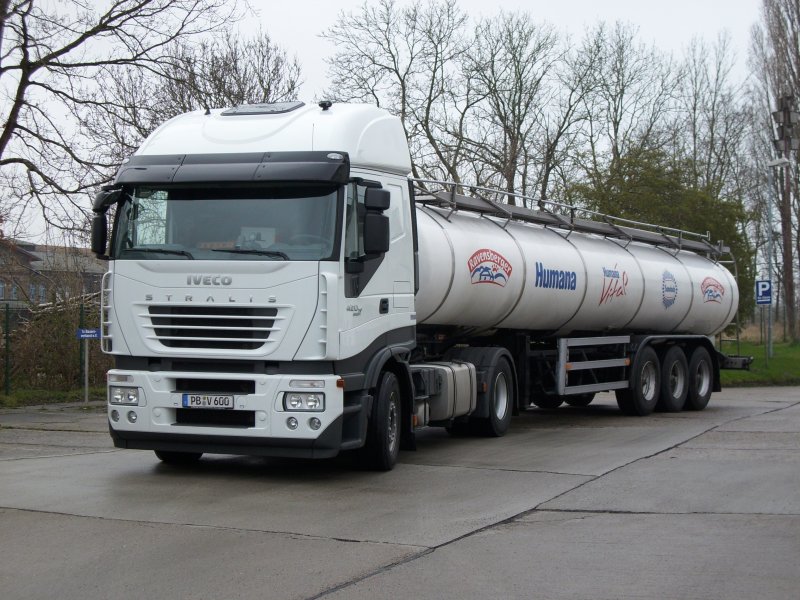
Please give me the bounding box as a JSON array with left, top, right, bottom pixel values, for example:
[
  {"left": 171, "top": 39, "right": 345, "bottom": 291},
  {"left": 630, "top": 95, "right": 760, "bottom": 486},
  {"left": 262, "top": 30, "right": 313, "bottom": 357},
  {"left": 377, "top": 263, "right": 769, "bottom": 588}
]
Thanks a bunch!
[
  {"left": 283, "top": 392, "right": 325, "bottom": 412},
  {"left": 110, "top": 386, "right": 140, "bottom": 405}
]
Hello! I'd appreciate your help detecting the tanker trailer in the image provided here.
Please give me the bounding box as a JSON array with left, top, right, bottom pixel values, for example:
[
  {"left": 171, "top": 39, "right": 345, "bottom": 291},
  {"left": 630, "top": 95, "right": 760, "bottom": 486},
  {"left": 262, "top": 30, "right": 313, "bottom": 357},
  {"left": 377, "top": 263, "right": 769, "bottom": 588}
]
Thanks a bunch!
[{"left": 90, "top": 101, "right": 750, "bottom": 471}]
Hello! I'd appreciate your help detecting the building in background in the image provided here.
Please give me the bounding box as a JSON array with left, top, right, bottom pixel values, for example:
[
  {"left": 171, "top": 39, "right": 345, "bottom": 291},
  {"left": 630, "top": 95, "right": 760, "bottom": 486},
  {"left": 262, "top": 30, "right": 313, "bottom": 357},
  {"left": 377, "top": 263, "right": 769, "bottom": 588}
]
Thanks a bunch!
[{"left": 0, "top": 239, "right": 106, "bottom": 308}]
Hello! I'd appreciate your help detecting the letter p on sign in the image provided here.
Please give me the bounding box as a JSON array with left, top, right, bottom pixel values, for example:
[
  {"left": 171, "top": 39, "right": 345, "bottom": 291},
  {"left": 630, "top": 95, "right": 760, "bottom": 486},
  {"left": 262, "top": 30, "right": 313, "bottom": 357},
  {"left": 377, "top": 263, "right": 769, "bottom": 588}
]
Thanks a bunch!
[{"left": 756, "top": 280, "right": 772, "bottom": 305}]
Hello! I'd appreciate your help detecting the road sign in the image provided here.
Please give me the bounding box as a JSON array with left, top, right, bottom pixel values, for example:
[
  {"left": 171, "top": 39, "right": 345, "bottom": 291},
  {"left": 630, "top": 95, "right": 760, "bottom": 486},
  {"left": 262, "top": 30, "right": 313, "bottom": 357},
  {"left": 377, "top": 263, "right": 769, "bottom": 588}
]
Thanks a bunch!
[
  {"left": 756, "top": 280, "right": 772, "bottom": 305},
  {"left": 76, "top": 328, "right": 101, "bottom": 340}
]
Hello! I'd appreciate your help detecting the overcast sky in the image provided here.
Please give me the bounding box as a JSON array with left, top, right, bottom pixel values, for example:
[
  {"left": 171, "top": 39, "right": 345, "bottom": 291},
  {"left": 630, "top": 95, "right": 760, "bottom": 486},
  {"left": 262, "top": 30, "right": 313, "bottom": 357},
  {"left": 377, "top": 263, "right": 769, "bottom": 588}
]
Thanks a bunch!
[{"left": 247, "top": 0, "right": 762, "bottom": 99}]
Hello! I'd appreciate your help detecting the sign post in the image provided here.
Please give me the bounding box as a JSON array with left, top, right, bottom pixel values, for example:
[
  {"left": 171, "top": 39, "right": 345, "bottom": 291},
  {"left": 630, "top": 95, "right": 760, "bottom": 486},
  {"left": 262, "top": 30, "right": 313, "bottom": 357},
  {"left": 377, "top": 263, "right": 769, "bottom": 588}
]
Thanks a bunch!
[
  {"left": 76, "top": 328, "right": 101, "bottom": 403},
  {"left": 756, "top": 280, "right": 773, "bottom": 366}
]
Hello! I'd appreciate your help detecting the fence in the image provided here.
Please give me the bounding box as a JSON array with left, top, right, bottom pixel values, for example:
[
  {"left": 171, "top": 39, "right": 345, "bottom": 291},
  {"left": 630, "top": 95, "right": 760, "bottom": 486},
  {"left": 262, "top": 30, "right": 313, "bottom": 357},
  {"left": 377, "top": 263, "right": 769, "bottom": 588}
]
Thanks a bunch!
[{"left": 0, "top": 295, "right": 112, "bottom": 396}]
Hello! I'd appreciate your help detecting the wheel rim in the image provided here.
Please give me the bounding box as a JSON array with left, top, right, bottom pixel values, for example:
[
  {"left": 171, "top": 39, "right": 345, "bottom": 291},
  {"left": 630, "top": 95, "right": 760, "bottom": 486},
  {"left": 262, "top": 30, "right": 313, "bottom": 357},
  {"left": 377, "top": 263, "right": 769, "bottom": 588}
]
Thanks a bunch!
[
  {"left": 387, "top": 393, "right": 399, "bottom": 453},
  {"left": 669, "top": 361, "right": 686, "bottom": 399},
  {"left": 694, "top": 360, "right": 711, "bottom": 398},
  {"left": 493, "top": 372, "right": 509, "bottom": 420},
  {"left": 641, "top": 361, "right": 657, "bottom": 401}
]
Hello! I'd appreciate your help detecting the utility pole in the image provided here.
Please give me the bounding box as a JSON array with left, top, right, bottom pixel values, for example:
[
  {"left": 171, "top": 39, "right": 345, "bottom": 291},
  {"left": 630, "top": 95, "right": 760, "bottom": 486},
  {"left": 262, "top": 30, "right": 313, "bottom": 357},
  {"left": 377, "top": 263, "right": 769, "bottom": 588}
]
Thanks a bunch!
[
  {"left": 767, "top": 158, "right": 789, "bottom": 360},
  {"left": 771, "top": 95, "right": 798, "bottom": 342}
]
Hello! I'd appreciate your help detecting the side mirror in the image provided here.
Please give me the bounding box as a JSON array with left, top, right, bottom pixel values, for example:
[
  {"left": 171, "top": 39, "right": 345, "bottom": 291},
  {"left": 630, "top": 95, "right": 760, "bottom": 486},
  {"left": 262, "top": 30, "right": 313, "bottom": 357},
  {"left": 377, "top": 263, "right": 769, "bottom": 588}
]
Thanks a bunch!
[
  {"left": 363, "top": 213, "right": 390, "bottom": 255},
  {"left": 91, "top": 213, "right": 108, "bottom": 257},
  {"left": 93, "top": 188, "right": 121, "bottom": 211},
  {"left": 364, "top": 188, "right": 390, "bottom": 211}
]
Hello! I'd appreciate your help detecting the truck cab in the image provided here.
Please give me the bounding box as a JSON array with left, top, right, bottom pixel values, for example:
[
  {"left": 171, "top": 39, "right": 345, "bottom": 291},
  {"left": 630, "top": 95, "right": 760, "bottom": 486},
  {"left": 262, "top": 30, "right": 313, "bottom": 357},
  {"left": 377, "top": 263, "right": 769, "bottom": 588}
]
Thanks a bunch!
[{"left": 93, "top": 102, "right": 419, "bottom": 469}]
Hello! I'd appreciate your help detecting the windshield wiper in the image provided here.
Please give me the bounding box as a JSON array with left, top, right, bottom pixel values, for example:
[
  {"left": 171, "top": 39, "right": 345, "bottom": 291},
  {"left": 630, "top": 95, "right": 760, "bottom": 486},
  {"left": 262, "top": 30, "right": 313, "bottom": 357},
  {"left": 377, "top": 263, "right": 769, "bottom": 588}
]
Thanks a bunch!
[
  {"left": 122, "top": 247, "right": 194, "bottom": 259},
  {"left": 211, "top": 248, "right": 289, "bottom": 260}
]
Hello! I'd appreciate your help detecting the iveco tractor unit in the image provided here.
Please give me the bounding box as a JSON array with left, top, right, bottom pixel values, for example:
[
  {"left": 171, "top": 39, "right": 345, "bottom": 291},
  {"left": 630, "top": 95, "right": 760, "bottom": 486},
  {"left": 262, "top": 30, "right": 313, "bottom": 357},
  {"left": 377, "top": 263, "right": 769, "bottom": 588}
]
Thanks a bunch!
[{"left": 91, "top": 101, "right": 748, "bottom": 470}]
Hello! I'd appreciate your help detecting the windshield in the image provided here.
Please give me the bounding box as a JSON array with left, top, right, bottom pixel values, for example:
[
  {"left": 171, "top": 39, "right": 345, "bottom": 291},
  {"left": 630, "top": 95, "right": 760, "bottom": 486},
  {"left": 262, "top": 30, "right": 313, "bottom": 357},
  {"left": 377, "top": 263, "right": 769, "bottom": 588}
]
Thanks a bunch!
[{"left": 111, "top": 184, "right": 340, "bottom": 261}]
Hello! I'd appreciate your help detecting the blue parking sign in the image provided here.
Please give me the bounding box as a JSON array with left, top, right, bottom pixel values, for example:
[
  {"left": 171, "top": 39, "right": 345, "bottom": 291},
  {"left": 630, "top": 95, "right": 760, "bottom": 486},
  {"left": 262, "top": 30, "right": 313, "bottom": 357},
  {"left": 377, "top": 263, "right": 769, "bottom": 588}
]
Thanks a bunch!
[{"left": 756, "top": 280, "right": 772, "bottom": 305}]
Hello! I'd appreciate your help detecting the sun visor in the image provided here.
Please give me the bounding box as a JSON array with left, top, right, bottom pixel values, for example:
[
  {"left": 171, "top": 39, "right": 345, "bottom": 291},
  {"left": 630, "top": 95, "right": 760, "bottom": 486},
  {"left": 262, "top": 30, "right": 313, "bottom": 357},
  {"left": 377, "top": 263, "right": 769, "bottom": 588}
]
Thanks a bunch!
[{"left": 114, "top": 151, "right": 350, "bottom": 185}]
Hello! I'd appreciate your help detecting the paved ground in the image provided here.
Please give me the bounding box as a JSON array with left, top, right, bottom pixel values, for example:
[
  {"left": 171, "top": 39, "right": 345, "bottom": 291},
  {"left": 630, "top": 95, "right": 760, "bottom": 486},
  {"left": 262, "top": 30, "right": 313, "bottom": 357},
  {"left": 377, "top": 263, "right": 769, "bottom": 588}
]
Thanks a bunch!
[{"left": 0, "top": 387, "right": 798, "bottom": 599}]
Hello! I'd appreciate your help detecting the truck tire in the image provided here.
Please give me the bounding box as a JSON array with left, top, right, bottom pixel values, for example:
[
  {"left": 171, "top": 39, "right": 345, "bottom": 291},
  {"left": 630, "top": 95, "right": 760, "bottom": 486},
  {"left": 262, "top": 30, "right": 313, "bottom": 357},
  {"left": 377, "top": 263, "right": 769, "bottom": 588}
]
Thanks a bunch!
[
  {"left": 565, "top": 393, "right": 595, "bottom": 407},
  {"left": 532, "top": 395, "right": 564, "bottom": 409},
  {"left": 475, "top": 357, "right": 514, "bottom": 437},
  {"left": 685, "top": 346, "right": 713, "bottom": 411},
  {"left": 154, "top": 450, "right": 202, "bottom": 464},
  {"left": 657, "top": 346, "right": 688, "bottom": 412},
  {"left": 616, "top": 345, "right": 660, "bottom": 416},
  {"left": 360, "top": 371, "right": 401, "bottom": 471}
]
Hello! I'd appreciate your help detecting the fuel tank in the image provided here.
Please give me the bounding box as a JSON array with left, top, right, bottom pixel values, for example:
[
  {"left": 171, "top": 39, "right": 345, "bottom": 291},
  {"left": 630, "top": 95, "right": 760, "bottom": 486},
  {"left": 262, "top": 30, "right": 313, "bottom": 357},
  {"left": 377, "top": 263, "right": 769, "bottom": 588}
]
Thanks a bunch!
[{"left": 415, "top": 206, "right": 738, "bottom": 336}]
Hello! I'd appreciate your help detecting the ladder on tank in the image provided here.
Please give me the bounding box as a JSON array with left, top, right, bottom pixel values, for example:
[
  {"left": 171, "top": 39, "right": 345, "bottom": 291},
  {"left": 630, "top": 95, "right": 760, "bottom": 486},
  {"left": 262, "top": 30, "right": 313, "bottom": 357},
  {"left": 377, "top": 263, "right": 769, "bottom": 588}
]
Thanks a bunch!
[{"left": 410, "top": 177, "right": 730, "bottom": 258}]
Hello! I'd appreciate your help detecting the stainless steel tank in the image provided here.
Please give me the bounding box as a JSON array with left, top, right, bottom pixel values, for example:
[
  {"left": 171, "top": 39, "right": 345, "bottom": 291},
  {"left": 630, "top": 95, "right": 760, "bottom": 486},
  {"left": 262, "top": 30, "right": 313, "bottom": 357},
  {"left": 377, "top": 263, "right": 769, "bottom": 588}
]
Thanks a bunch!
[{"left": 415, "top": 206, "right": 738, "bottom": 336}]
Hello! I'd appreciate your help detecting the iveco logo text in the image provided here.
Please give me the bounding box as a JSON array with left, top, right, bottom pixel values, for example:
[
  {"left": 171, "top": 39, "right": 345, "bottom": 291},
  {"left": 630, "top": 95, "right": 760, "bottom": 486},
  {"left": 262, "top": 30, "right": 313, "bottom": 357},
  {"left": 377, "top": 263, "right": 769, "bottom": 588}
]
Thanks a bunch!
[{"left": 187, "top": 275, "right": 233, "bottom": 286}]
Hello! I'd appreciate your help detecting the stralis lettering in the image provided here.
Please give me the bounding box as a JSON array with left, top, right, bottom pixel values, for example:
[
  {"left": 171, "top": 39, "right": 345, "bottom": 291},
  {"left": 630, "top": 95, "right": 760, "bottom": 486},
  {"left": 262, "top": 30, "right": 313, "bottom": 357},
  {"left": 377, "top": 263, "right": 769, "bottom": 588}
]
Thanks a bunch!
[
  {"left": 535, "top": 262, "right": 577, "bottom": 290},
  {"left": 599, "top": 264, "right": 629, "bottom": 305},
  {"left": 187, "top": 275, "right": 233, "bottom": 286},
  {"left": 145, "top": 294, "right": 254, "bottom": 303}
]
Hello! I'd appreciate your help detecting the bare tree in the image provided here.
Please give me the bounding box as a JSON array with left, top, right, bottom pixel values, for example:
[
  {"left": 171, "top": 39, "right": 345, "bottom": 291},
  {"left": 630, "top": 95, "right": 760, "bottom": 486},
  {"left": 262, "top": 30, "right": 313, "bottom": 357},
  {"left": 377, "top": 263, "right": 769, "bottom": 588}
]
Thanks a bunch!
[
  {"left": 676, "top": 34, "right": 749, "bottom": 199},
  {"left": 323, "top": 0, "right": 469, "bottom": 182},
  {"left": 533, "top": 27, "right": 604, "bottom": 202},
  {"left": 749, "top": 0, "right": 800, "bottom": 341},
  {"left": 79, "top": 30, "right": 302, "bottom": 173},
  {"left": 460, "top": 13, "right": 559, "bottom": 203},
  {"left": 580, "top": 22, "right": 679, "bottom": 183},
  {"left": 0, "top": 0, "right": 244, "bottom": 234}
]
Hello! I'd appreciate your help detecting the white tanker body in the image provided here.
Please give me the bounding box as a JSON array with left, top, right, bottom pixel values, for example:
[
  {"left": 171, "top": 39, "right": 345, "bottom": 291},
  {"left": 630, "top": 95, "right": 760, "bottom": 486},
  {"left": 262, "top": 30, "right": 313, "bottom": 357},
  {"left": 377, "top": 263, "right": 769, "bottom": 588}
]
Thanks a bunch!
[
  {"left": 414, "top": 206, "right": 738, "bottom": 336},
  {"left": 91, "top": 101, "right": 749, "bottom": 471}
]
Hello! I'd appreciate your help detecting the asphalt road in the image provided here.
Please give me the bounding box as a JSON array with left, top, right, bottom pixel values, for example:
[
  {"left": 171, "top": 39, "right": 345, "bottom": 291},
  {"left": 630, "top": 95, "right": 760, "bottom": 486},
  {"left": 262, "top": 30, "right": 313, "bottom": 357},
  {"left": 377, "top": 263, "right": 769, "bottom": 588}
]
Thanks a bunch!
[{"left": 1, "top": 387, "right": 798, "bottom": 600}]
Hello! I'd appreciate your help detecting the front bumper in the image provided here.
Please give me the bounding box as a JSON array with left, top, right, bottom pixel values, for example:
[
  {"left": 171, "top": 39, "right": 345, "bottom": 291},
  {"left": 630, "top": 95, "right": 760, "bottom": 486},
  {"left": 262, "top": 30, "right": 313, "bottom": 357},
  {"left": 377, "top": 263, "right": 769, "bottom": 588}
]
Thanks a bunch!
[
  {"left": 110, "top": 417, "right": 343, "bottom": 459},
  {"left": 107, "top": 370, "right": 346, "bottom": 458}
]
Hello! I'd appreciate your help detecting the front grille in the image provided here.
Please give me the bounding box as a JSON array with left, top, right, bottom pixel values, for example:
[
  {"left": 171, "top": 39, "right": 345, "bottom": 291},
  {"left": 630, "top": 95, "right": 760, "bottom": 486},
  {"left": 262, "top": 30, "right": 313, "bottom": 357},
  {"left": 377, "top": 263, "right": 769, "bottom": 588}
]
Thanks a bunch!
[
  {"left": 175, "top": 409, "right": 255, "bottom": 428},
  {"left": 147, "top": 306, "right": 278, "bottom": 350},
  {"left": 174, "top": 378, "right": 256, "bottom": 394}
]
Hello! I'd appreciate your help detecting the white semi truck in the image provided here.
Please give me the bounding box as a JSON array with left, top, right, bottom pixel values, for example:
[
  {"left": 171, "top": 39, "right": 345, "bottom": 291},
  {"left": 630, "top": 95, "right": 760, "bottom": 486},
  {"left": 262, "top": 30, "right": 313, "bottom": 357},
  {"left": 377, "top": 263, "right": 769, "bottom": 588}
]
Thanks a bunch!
[{"left": 91, "top": 101, "right": 749, "bottom": 470}]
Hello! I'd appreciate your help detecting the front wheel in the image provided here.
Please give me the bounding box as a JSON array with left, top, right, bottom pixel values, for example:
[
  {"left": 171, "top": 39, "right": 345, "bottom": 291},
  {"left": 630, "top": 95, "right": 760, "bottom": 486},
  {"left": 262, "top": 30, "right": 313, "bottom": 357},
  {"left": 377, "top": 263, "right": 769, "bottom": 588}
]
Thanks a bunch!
[{"left": 360, "top": 371, "right": 401, "bottom": 471}]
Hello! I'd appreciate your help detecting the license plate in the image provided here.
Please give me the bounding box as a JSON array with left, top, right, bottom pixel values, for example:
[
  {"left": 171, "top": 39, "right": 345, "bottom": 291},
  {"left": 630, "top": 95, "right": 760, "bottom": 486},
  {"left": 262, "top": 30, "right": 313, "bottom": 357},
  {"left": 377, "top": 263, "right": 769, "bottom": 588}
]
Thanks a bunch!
[{"left": 181, "top": 394, "right": 234, "bottom": 409}]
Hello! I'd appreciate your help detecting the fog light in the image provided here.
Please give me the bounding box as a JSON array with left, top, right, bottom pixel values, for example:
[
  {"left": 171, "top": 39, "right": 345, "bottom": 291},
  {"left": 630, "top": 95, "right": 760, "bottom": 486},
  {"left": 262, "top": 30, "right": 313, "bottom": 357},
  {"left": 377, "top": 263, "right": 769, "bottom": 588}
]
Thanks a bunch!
[
  {"left": 309, "top": 417, "right": 321, "bottom": 430},
  {"left": 111, "top": 410, "right": 120, "bottom": 422},
  {"left": 127, "top": 411, "right": 137, "bottom": 423},
  {"left": 286, "top": 417, "right": 298, "bottom": 430}
]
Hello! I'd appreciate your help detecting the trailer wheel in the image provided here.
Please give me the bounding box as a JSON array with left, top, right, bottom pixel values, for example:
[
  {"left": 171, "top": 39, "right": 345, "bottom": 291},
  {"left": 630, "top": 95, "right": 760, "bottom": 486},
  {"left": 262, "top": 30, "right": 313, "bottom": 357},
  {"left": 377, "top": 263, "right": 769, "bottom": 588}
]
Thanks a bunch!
[
  {"left": 154, "top": 450, "right": 202, "bottom": 464},
  {"left": 616, "top": 345, "right": 660, "bottom": 416},
  {"left": 565, "top": 393, "right": 595, "bottom": 407},
  {"left": 656, "top": 346, "right": 689, "bottom": 412},
  {"left": 685, "top": 346, "right": 713, "bottom": 411},
  {"left": 475, "top": 358, "right": 514, "bottom": 437},
  {"left": 360, "top": 371, "right": 401, "bottom": 471}
]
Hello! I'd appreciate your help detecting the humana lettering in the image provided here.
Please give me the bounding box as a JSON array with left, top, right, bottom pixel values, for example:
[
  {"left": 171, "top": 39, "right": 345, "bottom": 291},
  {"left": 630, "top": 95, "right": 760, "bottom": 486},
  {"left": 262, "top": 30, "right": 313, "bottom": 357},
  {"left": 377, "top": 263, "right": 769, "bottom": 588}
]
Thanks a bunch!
[{"left": 535, "top": 262, "right": 577, "bottom": 290}]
